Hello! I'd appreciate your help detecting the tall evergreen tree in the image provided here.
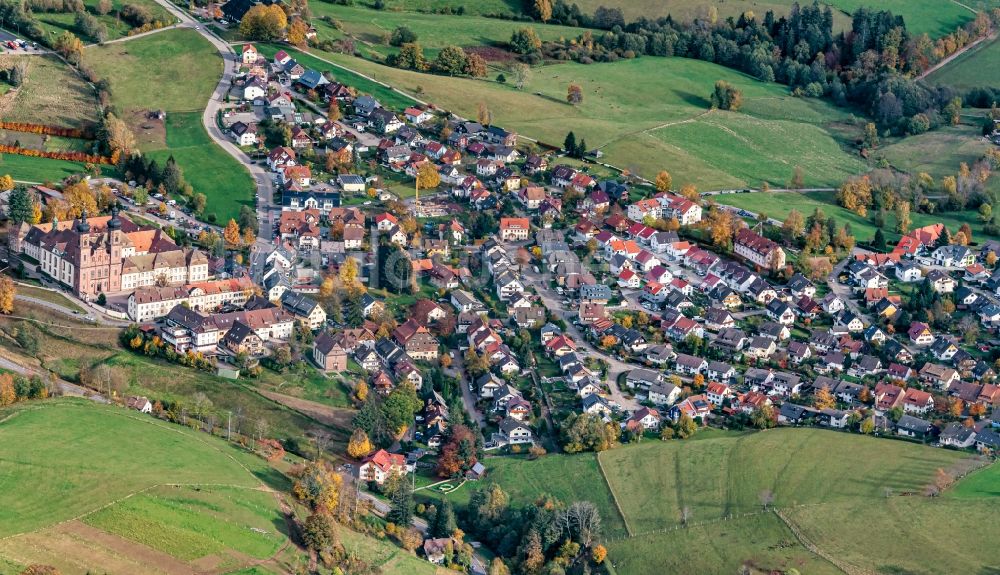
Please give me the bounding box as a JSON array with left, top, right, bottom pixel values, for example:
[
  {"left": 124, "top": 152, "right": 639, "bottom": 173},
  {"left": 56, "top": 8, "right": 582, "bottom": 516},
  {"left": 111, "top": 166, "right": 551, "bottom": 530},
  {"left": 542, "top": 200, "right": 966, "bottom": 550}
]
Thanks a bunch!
[
  {"left": 563, "top": 131, "right": 576, "bottom": 154},
  {"left": 431, "top": 499, "right": 457, "bottom": 538}
]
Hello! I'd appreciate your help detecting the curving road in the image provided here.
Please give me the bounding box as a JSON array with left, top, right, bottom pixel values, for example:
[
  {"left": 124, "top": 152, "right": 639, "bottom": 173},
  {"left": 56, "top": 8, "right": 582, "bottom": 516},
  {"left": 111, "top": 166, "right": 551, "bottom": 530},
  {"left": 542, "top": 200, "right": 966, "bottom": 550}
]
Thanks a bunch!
[{"left": 149, "top": 0, "right": 276, "bottom": 240}]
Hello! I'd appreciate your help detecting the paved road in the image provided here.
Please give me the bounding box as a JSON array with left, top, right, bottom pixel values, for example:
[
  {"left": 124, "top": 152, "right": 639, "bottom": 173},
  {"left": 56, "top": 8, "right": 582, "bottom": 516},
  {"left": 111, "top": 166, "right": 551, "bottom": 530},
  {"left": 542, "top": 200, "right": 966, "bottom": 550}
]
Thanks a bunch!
[
  {"left": 149, "top": 0, "right": 276, "bottom": 241},
  {"left": 515, "top": 253, "right": 639, "bottom": 410},
  {"left": 445, "top": 349, "right": 486, "bottom": 429}
]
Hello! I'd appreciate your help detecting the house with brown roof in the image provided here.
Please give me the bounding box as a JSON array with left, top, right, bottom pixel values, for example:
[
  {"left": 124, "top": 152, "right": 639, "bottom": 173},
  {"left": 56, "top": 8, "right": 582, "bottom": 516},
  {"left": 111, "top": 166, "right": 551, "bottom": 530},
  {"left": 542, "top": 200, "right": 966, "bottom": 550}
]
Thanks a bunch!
[{"left": 313, "top": 331, "right": 347, "bottom": 371}]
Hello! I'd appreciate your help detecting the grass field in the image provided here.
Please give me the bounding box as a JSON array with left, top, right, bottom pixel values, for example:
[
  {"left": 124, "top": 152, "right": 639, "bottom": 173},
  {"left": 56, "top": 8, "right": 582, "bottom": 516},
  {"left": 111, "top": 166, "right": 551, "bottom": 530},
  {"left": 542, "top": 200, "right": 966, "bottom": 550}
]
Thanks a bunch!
[
  {"left": 84, "top": 485, "right": 284, "bottom": 566},
  {"left": 569, "top": 0, "right": 977, "bottom": 37},
  {"left": 85, "top": 29, "right": 253, "bottom": 221},
  {"left": 597, "top": 428, "right": 965, "bottom": 534},
  {"left": 84, "top": 28, "right": 220, "bottom": 113},
  {"left": 783, "top": 497, "right": 1000, "bottom": 575},
  {"left": 339, "top": 528, "right": 445, "bottom": 575},
  {"left": 15, "top": 283, "right": 86, "bottom": 313},
  {"left": 0, "top": 400, "right": 274, "bottom": 538},
  {"left": 303, "top": 49, "right": 866, "bottom": 188},
  {"left": 34, "top": 0, "right": 174, "bottom": 43},
  {"left": 0, "top": 153, "right": 115, "bottom": 183},
  {"left": 927, "top": 35, "right": 1000, "bottom": 90},
  {"left": 430, "top": 453, "right": 630, "bottom": 537},
  {"left": 0, "top": 55, "right": 100, "bottom": 129},
  {"left": 145, "top": 112, "right": 254, "bottom": 222},
  {"left": 715, "top": 190, "right": 996, "bottom": 242},
  {"left": 607, "top": 513, "right": 842, "bottom": 575},
  {"left": 311, "top": 4, "right": 585, "bottom": 59},
  {"left": 461, "top": 428, "right": 986, "bottom": 574}
]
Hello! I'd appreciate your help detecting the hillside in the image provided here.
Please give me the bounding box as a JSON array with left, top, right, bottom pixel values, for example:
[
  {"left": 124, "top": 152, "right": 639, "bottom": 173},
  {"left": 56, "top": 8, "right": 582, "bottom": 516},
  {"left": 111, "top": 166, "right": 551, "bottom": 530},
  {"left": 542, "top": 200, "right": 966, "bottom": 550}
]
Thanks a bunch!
[
  {"left": 436, "top": 428, "right": 992, "bottom": 574},
  {"left": 0, "top": 399, "right": 289, "bottom": 574},
  {"left": 284, "top": 46, "right": 867, "bottom": 189},
  {"left": 83, "top": 28, "right": 254, "bottom": 221}
]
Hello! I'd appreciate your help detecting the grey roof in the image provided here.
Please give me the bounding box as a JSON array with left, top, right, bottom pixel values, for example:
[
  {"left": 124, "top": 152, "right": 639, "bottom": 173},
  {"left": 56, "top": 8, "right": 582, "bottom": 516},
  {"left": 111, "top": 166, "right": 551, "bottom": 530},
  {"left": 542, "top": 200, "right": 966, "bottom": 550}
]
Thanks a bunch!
[
  {"left": 896, "top": 414, "right": 933, "bottom": 434},
  {"left": 281, "top": 290, "right": 319, "bottom": 316}
]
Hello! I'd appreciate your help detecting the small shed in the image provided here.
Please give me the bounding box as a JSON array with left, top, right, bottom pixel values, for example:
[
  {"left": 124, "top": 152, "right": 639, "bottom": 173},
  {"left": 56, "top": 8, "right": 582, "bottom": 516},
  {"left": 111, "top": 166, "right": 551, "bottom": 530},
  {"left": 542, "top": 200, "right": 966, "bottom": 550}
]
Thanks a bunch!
[{"left": 466, "top": 461, "right": 486, "bottom": 480}]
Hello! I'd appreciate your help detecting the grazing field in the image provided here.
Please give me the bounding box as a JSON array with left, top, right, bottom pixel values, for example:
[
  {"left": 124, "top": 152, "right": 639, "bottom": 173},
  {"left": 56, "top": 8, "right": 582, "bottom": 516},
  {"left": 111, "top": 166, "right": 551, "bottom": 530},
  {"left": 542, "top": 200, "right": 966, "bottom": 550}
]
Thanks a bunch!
[
  {"left": 946, "top": 460, "right": 1000, "bottom": 498},
  {"left": 879, "top": 121, "right": 996, "bottom": 181},
  {"left": 85, "top": 29, "right": 253, "bottom": 221},
  {"left": 34, "top": 0, "right": 174, "bottom": 43},
  {"left": 463, "top": 429, "right": 985, "bottom": 574},
  {"left": 597, "top": 428, "right": 964, "bottom": 534},
  {"left": 0, "top": 55, "right": 100, "bottom": 130},
  {"left": 783, "top": 497, "right": 1000, "bottom": 575},
  {"left": 927, "top": 35, "right": 1000, "bottom": 90},
  {"left": 311, "top": 4, "right": 584, "bottom": 59},
  {"left": 432, "top": 453, "right": 630, "bottom": 537},
  {"left": 301, "top": 50, "right": 865, "bottom": 188},
  {"left": 0, "top": 400, "right": 273, "bottom": 539},
  {"left": 715, "top": 190, "right": 996, "bottom": 242},
  {"left": 607, "top": 513, "right": 842, "bottom": 575},
  {"left": 83, "top": 486, "right": 284, "bottom": 565},
  {"left": 145, "top": 112, "right": 254, "bottom": 222},
  {"left": 570, "top": 0, "right": 975, "bottom": 37},
  {"left": 339, "top": 528, "right": 446, "bottom": 575},
  {"left": 83, "top": 28, "right": 220, "bottom": 113},
  {"left": 0, "top": 153, "right": 114, "bottom": 183}
]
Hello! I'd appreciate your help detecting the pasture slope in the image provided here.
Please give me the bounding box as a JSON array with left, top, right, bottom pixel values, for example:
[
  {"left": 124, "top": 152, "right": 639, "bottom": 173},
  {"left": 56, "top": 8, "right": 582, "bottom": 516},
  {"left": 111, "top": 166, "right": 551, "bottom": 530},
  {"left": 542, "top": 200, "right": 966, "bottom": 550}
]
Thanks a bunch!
[
  {"left": 926, "top": 35, "right": 1000, "bottom": 90},
  {"left": 296, "top": 43, "right": 866, "bottom": 189},
  {"left": 449, "top": 428, "right": 994, "bottom": 574},
  {"left": 83, "top": 28, "right": 253, "bottom": 222},
  {"left": 0, "top": 398, "right": 288, "bottom": 574}
]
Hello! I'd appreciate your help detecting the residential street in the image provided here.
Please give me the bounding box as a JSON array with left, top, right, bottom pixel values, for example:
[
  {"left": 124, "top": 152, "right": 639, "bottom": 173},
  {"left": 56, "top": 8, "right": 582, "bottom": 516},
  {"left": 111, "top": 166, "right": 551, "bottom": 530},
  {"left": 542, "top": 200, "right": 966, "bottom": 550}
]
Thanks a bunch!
[{"left": 517, "top": 259, "right": 639, "bottom": 410}]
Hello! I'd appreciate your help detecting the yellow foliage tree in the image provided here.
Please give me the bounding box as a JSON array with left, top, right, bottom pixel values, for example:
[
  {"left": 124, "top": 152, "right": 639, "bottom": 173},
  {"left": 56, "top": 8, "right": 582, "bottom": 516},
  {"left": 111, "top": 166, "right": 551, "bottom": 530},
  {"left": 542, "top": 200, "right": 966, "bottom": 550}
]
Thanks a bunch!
[
  {"left": 0, "top": 276, "right": 16, "bottom": 315},
  {"left": 0, "top": 174, "right": 14, "bottom": 192},
  {"left": 346, "top": 428, "right": 373, "bottom": 459},
  {"left": 63, "top": 182, "right": 97, "bottom": 218},
  {"left": 655, "top": 170, "right": 672, "bottom": 193},
  {"left": 0, "top": 372, "right": 16, "bottom": 406},
  {"left": 293, "top": 460, "right": 343, "bottom": 514},
  {"left": 223, "top": 218, "right": 241, "bottom": 247},
  {"left": 416, "top": 162, "right": 441, "bottom": 190}
]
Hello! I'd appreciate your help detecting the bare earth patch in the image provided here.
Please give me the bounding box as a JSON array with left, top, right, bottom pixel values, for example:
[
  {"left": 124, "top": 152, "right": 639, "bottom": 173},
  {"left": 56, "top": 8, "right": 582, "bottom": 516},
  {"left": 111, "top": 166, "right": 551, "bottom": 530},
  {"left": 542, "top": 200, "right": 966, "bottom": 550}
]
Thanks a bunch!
[
  {"left": 126, "top": 108, "right": 167, "bottom": 151},
  {"left": 0, "top": 520, "right": 194, "bottom": 575}
]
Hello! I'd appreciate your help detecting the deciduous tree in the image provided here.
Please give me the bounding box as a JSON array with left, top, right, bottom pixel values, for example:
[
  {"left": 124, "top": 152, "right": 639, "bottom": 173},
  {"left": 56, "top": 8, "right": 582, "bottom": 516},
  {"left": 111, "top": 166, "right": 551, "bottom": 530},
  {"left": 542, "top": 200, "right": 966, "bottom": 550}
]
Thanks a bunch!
[
  {"left": 347, "top": 428, "right": 373, "bottom": 459},
  {"left": 567, "top": 83, "right": 583, "bottom": 105},
  {"left": 239, "top": 4, "right": 287, "bottom": 41},
  {"left": 223, "top": 218, "right": 241, "bottom": 247},
  {"left": 655, "top": 170, "right": 672, "bottom": 192}
]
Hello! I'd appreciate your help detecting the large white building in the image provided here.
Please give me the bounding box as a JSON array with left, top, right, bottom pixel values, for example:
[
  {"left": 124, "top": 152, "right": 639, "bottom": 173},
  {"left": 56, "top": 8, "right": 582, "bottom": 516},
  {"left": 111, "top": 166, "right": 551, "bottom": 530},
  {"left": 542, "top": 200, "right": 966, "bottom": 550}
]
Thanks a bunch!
[
  {"left": 127, "top": 276, "right": 257, "bottom": 322},
  {"left": 734, "top": 228, "right": 785, "bottom": 270},
  {"left": 161, "top": 303, "right": 294, "bottom": 353}
]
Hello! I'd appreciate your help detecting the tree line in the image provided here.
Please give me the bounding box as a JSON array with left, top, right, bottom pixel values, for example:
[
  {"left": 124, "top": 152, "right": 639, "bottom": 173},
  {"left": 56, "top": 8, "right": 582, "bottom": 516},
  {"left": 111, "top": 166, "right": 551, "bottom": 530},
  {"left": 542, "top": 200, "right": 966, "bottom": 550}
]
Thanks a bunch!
[{"left": 509, "top": 1, "right": 1000, "bottom": 136}]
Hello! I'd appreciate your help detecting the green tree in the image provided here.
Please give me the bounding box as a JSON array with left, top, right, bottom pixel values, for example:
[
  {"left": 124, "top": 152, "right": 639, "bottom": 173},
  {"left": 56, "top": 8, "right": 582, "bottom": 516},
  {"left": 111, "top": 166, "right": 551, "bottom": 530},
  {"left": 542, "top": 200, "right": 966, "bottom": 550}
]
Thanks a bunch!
[
  {"left": 161, "top": 156, "right": 183, "bottom": 195},
  {"left": 509, "top": 27, "right": 541, "bottom": 54},
  {"left": 675, "top": 413, "right": 697, "bottom": 438},
  {"left": 434, "top": 45, "right": 468, "bottom": 75},
  {"left": 7, "top": 187, "right": 34, "bottom": 224},
  {"left": 387, "top": 478, "right": 414, "bottom": 526},
  {"left": 389, "top": 25, "right": 417, "bottom": 46},
  {"left": 563, "top": 131, "right": 576, "bottom": 154},
  {"left": 430, "top": 499, "right": 457, "bottom": 538},
  {"left": 873, "top": 227, "right": 886, "bottom": 251},
  {"left": 751, "top": 405, "right": 776, "bottom": 429}
]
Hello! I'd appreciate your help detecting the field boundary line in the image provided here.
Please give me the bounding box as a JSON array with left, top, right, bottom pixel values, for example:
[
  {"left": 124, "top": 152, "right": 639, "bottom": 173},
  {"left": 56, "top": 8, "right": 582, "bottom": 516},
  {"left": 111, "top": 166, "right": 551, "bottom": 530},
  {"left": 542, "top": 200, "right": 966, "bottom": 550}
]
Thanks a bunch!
[
  {"left": 774, "top": 508, "right": 872, "bottom": 575},
  {"left": 595, "top": 451, "right": 634, "bottom": 537}
]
